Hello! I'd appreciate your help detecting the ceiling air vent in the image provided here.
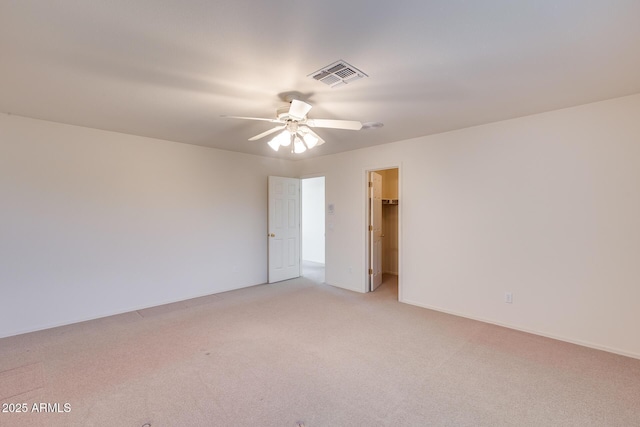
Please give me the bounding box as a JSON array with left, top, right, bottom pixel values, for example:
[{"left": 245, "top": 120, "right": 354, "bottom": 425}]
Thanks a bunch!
[{"left": 308, "top": 60, "right": 368, "bottom": 88}]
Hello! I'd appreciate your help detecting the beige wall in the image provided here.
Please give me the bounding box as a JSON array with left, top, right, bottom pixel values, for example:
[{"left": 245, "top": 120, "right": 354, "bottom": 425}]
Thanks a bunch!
[
  {"left": 3, "top": 93, "right": 640, "bottom": 359},
  {"left": 0, "top": 114, "right": 294, "bottom": 338},
  {"left": 295, "top": 94, "right": 640, "bottom": 359}
]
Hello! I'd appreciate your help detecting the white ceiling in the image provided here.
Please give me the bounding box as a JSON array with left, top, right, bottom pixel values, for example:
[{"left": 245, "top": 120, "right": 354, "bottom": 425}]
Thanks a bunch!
[{"left": 2, "top": 1, "right": 640, "bottom": 159}]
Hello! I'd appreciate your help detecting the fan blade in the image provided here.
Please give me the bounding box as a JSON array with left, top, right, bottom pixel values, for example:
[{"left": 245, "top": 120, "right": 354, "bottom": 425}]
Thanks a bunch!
[
  {"left": 221, "top": 115, "right": 281, "bottom": 123},
  {"left": 248, "top": 125, "right": 286, "bottom": 141},
  {"left": 305, "top": 119, "right": 362, "bottom": 130},
  {"left": 298, "top": 126, "right": 326, "bottom": 146},
  {"left": 288, "top": 100, "right": 313, "bottom": 120}
]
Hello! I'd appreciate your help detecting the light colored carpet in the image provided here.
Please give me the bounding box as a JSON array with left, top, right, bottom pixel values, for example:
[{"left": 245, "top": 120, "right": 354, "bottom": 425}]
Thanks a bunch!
[
  {"left": 302, "top": 260, "right": 325, "bottom": 284},
  {"left": 1, "top": 274, "right": 639, "bottom": 426}
]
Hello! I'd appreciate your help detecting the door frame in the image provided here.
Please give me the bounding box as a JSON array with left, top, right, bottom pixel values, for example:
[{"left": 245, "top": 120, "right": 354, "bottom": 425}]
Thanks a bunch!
[{"left": 364, "top": 165, "right": 402, "bottom": 299}]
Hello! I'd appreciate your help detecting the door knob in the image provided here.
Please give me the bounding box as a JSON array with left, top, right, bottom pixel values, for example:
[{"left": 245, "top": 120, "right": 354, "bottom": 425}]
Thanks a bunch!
[{"left": 269, "top": 233, "right": 275, "bottom": 237}]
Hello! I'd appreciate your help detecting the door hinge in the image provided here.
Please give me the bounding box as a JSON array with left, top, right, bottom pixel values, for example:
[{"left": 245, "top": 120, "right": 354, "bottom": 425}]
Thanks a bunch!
[
  {"left": 369, "top": 268, "right": 373, "bottom": 275},
  {"left": 368, "top": 181, "right": 373, "bottom": 188},
  {"left": 368, "top": 225, "right": 373, "bottom": 231}
]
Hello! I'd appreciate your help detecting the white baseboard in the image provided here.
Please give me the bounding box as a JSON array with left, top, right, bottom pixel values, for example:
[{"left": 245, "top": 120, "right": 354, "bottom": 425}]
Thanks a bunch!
[
  {"left": 324, "top": 281, "right": 366, "bottom": 294},
  {"left": 0, "top": 281, "right": 265, "bottom": 339},
  {"left": 400, "top": 298, "right": 640, "bottom": 361}
]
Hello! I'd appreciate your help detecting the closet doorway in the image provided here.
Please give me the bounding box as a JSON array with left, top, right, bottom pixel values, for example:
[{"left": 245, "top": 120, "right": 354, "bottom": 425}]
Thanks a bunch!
[{"left": 367, "top": 167, "right": 399, "bottom": 297}]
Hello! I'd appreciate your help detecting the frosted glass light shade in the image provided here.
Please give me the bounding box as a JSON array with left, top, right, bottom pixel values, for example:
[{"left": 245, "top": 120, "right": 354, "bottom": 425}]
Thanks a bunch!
[
  {"left": 302, "top": 133, "right": 318, "bottom": 149},
  {"left": 267, "top": 137, "right": 281, "bottom": 151},
  {"left": 293, "top": 137, "right": 306, "bottom": 153},
  {"left": 279, "top": 132, "right": 292, "bottom": 146},
  {"left": 268, "top": 131, "right": 291, "bottom": 151}
]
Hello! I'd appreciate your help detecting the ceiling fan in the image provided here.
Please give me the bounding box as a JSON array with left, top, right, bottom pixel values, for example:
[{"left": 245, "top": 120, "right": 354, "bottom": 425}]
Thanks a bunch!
[{"left": 222, "top": 100, "right": 362, "bottom": 153}]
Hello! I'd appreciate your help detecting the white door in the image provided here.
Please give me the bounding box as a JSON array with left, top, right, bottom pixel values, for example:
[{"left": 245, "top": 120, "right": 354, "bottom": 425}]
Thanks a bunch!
[
  {"left": 369, "top": 172, "right": 383, "bottom": 291},
  {"left": 268, "top": 176, "right": 301, "bottom": 283}
]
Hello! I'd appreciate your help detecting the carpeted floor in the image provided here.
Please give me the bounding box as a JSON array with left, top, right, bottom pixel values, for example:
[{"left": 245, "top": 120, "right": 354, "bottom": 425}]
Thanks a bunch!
[
  {"left": 302, "top": 260, "right": 325, "bottom": 284},
  {"left": 1, "top": 274, "right": 639, "bottom": 426}
]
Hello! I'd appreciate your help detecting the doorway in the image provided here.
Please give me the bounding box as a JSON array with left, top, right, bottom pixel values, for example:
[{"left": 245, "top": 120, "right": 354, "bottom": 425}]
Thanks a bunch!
[
  {"left": 367, "top": 168, "right": 399, "bottom": 297},
  {"left": 301, "top": 176, "right": 325, "bottom": 283}
]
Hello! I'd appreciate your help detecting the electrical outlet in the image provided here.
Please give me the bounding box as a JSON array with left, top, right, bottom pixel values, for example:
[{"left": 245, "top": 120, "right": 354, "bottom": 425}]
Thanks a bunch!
[{"left": 505, "top": 292, "right": 513, "bottom": 304}]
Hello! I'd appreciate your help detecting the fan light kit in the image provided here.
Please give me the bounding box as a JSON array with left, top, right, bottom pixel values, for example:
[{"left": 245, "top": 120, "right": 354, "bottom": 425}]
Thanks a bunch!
[{"left": 222, "top": 99, "right": 364, "bottom": 154}]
